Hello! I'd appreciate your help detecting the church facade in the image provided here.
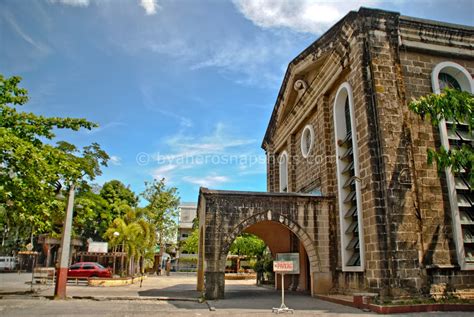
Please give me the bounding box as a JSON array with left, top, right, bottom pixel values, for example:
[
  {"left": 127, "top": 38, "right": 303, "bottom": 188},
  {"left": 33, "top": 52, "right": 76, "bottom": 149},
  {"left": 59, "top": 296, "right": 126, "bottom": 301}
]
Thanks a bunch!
[{"left": 197, "top": 7, "right": 473, "bottom": 299}]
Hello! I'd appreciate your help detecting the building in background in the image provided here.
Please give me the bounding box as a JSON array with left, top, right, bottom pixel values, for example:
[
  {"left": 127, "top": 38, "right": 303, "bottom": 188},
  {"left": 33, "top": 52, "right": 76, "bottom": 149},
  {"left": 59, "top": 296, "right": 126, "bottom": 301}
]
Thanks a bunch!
[{"left": 176, "top": 202, "right": 197, "bottom": 271}]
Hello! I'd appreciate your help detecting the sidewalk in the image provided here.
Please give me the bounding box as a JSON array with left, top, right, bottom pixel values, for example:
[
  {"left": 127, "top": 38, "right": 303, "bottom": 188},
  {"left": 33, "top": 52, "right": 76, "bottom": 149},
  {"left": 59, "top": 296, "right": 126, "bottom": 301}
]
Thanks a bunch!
[
  {"left": 3, "top": 273, "right": 474, "bottom": 316},
  {"left": 35, "top": 272, "right": 202, "bottom": 300},
  {"left": 0, "top": 272, "right": 201, "bottom": 299}
]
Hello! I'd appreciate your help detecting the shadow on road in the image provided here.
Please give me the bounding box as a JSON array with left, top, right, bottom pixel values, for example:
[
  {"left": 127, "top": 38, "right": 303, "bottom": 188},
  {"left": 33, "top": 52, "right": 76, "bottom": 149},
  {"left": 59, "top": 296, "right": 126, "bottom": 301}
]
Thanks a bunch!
[
  {"left": 138, "top": 283, "right": 201, "bottom": 298},
  {"left": 207, "top": 284, "right": 370, "bottom": 314}
]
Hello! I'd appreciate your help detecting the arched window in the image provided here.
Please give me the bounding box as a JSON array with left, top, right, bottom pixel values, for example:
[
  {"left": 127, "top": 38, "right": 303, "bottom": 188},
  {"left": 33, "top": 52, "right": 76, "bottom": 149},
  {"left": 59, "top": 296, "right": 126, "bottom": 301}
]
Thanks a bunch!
[
  {"left": 431, "top": 61, "right": 474, "bottom": 270},
  {"left": 333, "top": 83, "right": 364, "bottom": 271},
  {"left": 439, "top": 73, "right": 462, "bottom": 91},
  {"left": 279, "top": 151, "right": 289, "bottom": 192}
]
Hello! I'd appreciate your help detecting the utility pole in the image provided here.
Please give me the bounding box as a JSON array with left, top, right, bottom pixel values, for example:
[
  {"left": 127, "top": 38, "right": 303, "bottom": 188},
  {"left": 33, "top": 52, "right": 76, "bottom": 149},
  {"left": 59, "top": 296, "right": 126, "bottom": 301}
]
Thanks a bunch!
[{"left": 54, "top": 184, "right": 75, "bottom": 299}]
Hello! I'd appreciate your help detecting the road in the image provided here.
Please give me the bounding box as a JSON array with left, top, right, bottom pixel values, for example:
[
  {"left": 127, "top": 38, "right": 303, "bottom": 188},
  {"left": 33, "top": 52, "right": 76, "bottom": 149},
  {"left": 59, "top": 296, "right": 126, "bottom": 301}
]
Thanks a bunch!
[{"left": 1, "top": 273, "right": 472, "bottom": 316}]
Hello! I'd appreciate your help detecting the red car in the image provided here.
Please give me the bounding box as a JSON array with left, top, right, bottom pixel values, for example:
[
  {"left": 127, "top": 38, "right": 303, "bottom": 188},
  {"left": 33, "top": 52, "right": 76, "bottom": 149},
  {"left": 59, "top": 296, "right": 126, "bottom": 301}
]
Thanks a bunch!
[{"left": 67, "top": 262, "right": 112, "bottom": 278}]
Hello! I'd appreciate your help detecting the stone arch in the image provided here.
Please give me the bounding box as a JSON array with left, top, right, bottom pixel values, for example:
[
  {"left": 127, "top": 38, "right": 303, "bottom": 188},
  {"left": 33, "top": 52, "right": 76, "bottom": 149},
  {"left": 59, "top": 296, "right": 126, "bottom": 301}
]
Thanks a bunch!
[
  {"left": 221, "top": 211, "right": 320, "bottom": 274},
  {"left": 197, "top": 189, "right": 334, "bottom": 299}
]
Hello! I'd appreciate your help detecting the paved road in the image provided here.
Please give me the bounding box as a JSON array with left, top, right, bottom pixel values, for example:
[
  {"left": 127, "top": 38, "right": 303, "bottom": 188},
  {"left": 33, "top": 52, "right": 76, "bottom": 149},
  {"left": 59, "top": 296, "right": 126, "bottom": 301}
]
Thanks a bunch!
[{"left": 1, "top": 273, "right": 472, "bottom": 316}]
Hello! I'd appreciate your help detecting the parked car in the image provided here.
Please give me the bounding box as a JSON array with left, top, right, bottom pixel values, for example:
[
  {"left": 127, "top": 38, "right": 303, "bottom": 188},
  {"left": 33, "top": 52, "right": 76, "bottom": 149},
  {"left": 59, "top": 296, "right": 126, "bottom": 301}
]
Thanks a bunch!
[
  {"left": 0, "top": 256, "right": 17, "bottom": 271},
  {"left": 67, "top": 262, "right": 111, "bottom": 278}
]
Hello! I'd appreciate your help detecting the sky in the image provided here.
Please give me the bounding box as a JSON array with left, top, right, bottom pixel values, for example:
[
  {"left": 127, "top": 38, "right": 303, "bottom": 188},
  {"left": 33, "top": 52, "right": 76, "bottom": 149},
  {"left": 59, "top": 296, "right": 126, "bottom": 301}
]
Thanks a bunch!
[{"left": 1, "top": 0, "right": 473, "bottom": 204}]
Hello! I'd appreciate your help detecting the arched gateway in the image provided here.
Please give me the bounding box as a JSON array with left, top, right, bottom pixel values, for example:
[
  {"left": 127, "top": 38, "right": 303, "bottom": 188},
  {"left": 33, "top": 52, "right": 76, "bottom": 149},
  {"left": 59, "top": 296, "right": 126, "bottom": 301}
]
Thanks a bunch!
[{"left": 196, "top": 188, "right": 335, "bottom": 299}]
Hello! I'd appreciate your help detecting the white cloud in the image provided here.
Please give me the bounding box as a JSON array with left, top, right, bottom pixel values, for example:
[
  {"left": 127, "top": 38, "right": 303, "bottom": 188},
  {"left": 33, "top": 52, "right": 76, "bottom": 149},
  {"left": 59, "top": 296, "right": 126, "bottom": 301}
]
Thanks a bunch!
[
  {"left": 182, "top": 175, "right": 229, "bottom": 188},
  {"left": 234, "top": 0, "right": 380, "bottom": 34},
  {"left": 147, "top": 39, "right": 194, "bottom": 58},
  {"left": 48, "top": 0, "right": 90, "bottom": 6},
  {"left": 48, "top": 0, "right": 161, "bottom": 14},
  {"left": 139, "top": 85, "right": 193, "bottom": 128},
  {"left": 139, "top": 0, "right": 160, "bottom": 15},
  {"left": 3, "top": 11, "right": 51, "bottom": 54},
  {"left": 190, "top": 35, "right": 289, "bottom": 87},
  {"left": 191, "top": 39, "right": 269, "bottom": 71},
  {"left": 109, "top": 155, "right": 122, "bottom": 166},
  {"left": 145, "top": 123, "right": 259, "bottom": 187},
  {"left": 164, "top": 122, "right": 256, "bottom": 159},
  {"left": 152, "top": 164, "right": 178, "bottom": 181},
  {"left": 84, "top": 121, "right": 126, "bottom": 135}
]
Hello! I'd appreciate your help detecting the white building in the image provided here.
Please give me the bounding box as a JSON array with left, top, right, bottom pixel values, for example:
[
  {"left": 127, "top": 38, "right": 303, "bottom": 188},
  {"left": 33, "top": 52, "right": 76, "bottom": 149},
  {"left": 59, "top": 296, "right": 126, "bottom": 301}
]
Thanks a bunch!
[
  {"left": 176, "top": 202, "right": 198, "bottom": 271},
  {"left": 177, "top": 202, "right": 197, "bottom": 242}
]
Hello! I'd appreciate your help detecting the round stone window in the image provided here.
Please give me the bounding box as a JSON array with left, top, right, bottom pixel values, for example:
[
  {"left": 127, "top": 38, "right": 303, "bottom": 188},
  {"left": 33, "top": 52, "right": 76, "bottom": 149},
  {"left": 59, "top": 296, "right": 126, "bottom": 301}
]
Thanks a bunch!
[{"left": 300, "top": 125, "right": 314, "bottom": 158}]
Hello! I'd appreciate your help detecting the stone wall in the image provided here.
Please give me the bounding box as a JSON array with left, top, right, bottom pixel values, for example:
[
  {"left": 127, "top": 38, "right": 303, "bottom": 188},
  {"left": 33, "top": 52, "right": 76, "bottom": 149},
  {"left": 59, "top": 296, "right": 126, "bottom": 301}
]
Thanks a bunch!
[{"left": 262, "top": 7, "right": 474, "bottom": 299}]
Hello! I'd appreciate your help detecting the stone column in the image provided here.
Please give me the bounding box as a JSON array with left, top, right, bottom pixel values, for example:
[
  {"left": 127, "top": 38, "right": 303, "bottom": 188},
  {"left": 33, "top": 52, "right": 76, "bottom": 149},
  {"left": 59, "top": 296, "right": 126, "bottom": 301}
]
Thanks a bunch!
[
  {"left": 197, "top": 227, "right": 205, "bottom": 292},
  {"left": 204, "top": 257, "right": 226, "bottom": 299}
]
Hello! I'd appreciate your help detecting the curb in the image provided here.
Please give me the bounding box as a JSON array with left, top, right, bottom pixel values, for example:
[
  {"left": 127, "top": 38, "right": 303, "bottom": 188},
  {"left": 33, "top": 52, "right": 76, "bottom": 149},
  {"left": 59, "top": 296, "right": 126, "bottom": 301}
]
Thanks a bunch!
[
  {"left": 0, "top": 291, "right": 34, "bottom": 296},
  {"left": 71, "top": 295, "right": 201, "bottom": 302},
  {"left": 315, "top": 295, "right": 474, "bottom": 314},
  {"left": 32, "top": 295, "right": 202, "bottom": 302}
]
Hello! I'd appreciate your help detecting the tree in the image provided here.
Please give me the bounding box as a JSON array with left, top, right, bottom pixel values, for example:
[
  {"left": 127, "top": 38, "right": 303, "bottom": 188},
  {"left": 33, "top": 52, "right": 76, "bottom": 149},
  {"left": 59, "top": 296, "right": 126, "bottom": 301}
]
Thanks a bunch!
[
  {"left": 74, "top": 187, "right": 109, "bottom": 241},
  {"left": 141, "top": 178, "right": 180, "bottom": 257},
  {"left": 409, "top": 88, "right": 473, "bottom": 187},
  {"left": 100, "top": 180, "right": 138, "bottom": 208},
  {"left": 104, "top": 210, "right": 156, "bottom": 275},
  {"left": 181, "top": 228, "right": 199, "bottom": 254},
  {"left": 0, "top": 74, "right": 109, "bottom": 253},
  {"left": 95, "top": 180, "right": 138, "bottom": 237},
  {"left": 229, "top": 233, "right": 266, "bottom": 258}
]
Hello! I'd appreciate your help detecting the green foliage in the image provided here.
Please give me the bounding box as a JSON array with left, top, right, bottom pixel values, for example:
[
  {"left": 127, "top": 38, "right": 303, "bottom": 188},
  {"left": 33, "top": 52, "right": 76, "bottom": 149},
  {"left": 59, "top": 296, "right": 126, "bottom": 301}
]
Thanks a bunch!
[
  {"left": 100, "top": 180, "right": 138, "bottom": 208},
  {"left": 141, "top": 178, "right": 180, "bottom": 248},
  {"left": 409, "top": 88, "right": 473, "bottom": 187},
  {"left": 60, "top": 180, "right": 140, "bottom": 243},
  {"left": 178, "top": 257, "right": 197, "bottom": 264},
  {"left": 102, "top": 178, "right": 180, "bottom": 274},
  {"left": 229, "top": 233, "right": 266, "bottom": 257},
  {"left": 409, "top": 88, "right": 473, "bottom": 128},
  {"left": 0, "top": 74, "right": 109, "bottom": 253},
  {"left": 254, "top": 256, "right": 273, "bottom": 273},
  {"left": 74, "top": 187, "right": 109, "bottom": 241},
  {"left": 181, "top": 228, "right": 199, "bottom": 254},
  {"left": 104, "top": 213, "right": 156, "bottom": 275}
]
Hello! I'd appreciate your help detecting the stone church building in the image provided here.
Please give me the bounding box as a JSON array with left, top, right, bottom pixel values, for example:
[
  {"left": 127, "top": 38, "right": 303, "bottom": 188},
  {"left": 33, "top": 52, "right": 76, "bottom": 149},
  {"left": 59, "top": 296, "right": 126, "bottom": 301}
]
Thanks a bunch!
[{"left": 196, "top": 8, "right": 473, "bottom": 300}]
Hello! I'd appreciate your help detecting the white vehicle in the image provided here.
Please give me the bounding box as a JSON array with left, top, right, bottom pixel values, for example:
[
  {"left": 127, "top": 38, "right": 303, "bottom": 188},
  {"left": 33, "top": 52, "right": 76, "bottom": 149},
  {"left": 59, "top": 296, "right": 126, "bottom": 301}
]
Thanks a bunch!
[{"left": 0, "top": 256, "right": 17, "bottom": 271}]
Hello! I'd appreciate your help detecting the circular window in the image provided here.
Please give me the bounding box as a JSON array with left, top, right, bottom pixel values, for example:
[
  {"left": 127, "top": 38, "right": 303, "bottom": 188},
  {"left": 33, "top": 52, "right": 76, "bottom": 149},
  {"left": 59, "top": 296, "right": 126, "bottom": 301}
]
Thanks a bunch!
[{"left": 300, "top": 125, "right": 314, "bottom": 158}]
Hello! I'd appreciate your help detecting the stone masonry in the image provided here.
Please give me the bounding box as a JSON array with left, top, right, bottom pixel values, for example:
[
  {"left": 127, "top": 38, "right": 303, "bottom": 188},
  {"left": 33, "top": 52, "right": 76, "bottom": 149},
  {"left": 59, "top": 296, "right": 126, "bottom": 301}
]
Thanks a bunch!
[
  {"left": 262, "top": 8, "right": 474, "bottom": 298},
  {"left": 198, "top": 7, "right": 474, "bottom": 300},
  {"left": 196, "top": 189, "right": 333, "bottom": 299}
]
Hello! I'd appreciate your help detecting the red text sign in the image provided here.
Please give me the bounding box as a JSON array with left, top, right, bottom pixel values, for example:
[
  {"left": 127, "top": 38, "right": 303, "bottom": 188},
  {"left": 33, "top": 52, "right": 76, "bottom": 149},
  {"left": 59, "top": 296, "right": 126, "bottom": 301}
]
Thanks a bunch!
[{"left": 273, "top": 261, "right": 294, "bottom": 272}]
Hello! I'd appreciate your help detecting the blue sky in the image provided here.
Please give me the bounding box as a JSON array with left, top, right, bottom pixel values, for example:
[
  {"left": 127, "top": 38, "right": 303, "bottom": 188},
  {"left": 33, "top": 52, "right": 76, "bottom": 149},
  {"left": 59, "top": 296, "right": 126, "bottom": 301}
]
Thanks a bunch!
[{"left": 1, "top": 0, "right": 473, "bottom": 203}]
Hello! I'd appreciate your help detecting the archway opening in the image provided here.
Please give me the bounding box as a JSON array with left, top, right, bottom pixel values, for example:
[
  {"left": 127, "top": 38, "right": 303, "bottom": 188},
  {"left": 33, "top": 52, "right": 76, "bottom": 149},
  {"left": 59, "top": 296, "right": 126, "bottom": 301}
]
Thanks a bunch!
[{"left": 223, "top": 220, "right": 312, "bottom": 297}]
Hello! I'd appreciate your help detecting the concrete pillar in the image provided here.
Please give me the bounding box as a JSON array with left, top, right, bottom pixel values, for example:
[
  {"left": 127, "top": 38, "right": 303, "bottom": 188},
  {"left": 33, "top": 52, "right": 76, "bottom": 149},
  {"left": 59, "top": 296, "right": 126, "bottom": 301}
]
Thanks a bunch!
[{"left": 54, "top": 184, "right": 76, "bottom": 300}]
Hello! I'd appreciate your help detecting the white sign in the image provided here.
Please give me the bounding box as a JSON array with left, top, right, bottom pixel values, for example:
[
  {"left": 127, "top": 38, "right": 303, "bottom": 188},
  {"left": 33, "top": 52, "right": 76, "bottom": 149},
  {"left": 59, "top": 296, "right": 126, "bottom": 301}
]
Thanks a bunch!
[
  {"left": 273, "top": 261, "right": 294, "bottom": 272},
  {"left": 276, "top": 253, "right": 300, "bottom": 274},
  {"left": 88, "top": 242, "right": 108, "bottom": 253}
]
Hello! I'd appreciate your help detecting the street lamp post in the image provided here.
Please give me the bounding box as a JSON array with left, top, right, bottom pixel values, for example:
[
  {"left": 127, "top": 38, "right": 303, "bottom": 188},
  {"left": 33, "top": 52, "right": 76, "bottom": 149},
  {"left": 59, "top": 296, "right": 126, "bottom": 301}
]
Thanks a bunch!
[
  {"left": 113, "top": 232, "right": 119, "bottom": 275},
  {"left": 54, "top": 183, "right": 76, "bottom": 299}
]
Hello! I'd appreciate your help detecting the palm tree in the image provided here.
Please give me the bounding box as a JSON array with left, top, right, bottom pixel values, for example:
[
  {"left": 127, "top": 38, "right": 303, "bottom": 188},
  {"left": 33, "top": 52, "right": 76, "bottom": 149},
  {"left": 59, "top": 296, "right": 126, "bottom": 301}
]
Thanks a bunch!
[{"left": 104, "top": 214, "right": 156, "bottom": 276}]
